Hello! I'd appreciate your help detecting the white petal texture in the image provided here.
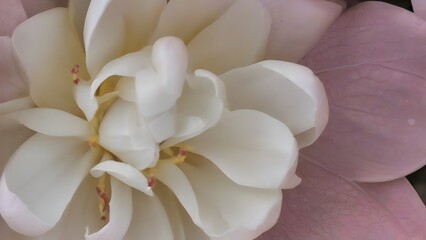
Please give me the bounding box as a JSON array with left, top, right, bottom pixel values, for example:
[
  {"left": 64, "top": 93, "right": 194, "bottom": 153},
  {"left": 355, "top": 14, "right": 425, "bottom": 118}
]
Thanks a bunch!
[
  {"left": 156, "top": 158, "right": 282, "bottom": 239},
  {"left": 221, "top": 60, "right": 328, "bottom": 148},
  {"left": 187, "top": 0, "right": 271, "bottom": 74},
  {"left": 184, "top": 110, "right": 300, "bottom": 189},
  {"left": 12, "top": 8, "right": 88, "bottom": 116},
  {"left": 83, "top": 0, "right": 166, "bottom": 76},
  {"left": 0, "top": 134, "right": 94, "bottom": 236},
  {"left": 85, "top": 177, "right": 132, "bottom": 240}
]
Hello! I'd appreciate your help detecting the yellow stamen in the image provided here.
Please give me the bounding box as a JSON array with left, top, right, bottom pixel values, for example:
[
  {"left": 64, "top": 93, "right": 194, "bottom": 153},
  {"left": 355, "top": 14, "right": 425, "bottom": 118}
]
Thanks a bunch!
[{"left": 172, "top": 147, "right": 188, "bottom": 164}]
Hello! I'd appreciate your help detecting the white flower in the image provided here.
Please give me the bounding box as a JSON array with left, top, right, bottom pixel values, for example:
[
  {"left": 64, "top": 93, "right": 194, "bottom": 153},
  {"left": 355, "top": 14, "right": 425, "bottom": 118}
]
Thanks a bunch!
[{"left": 0, "top": 0, "right": 328, "bottom": 239}]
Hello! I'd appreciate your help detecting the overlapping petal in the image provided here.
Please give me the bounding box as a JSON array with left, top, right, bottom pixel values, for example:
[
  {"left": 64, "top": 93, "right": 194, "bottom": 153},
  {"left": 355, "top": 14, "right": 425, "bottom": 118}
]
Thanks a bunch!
[
  {"left": 0, "top": 134, "right": 94, "bottom": 236},
  {"left": 12, "top": 8, "right": 88, "bottom": 116},
  {"left": 221, "top": 60, "right": 328, "bottom": 148},
  {"left": 20, "top": 0, "right": 67, "bottom": 17},
  {"left": 412, "top": 0, "right": 426, "bottom": 20},
  {"left": 0, "top": 0, "right": 26, "bottom": 36}
]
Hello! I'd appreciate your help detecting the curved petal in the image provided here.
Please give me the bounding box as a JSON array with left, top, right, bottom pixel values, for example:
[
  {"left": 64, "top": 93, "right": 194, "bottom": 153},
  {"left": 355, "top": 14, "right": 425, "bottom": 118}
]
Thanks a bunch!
[
  {"left": 221, "top": 60, "right": 328, "bottom": 148},
  {"left": 0, "top": 218, "right": 35, "bottom": 240},
  {"left": 0, "top": 0, "right": 26, "bottom": 36},
  {"left": 187, "top": 0, "right": 271, "bottom": 74},
  {"left": 0, "top": 124, "right": 33, "bottom": 174},
  {"left": 13, "top": 8, "right": 88, "bottom": 116},
  {"left": 83, "top": 0, "right": 166, "bottom": 76},
  {"left": 163, "top": 69, "right": 224, "bottom": 148},
  {"left": 124, "top": 190, "right": 174, "bottom": 240},
  {"left": 0, "top": 37, "right": 28, "bottom": 102},
  {"left": 38, "top": 177, "right": 103, "bottom": 240},
  {"left": 68, "top": 0, "right": 91, "bottom": 46},
  {"left": 0, "top": 134, "right": 94, "bottom": 236},
  {"left": 156, "top": 159, "right": 282, "bottom": 239},
  {"left": 184, "top": 109, "right": 300, "bottom": 189},
  {"left": 20, "top": 0, "right": 67, "bottom": 17},
  {"left": 150, "top": 0, "right": 236, "bottom": 43},
  {"left": 98, "top": 99, "right": 158, "bottom": 170},
  {"left": 5, "top": 108, "right": 90, "bottom": 138},
  {"left": 85, "top": 177, "right": 132, "bottom": 240},
  {"left": 412, "top": 0, "right": 426, "bottom": 20},
  {"left": 0, "top": 97, "right": 34, "bottom": 115},
  {"left": 90, "top": 160, "right": 152, "bottom": 196},
  {"left": 260, "top": 0, "right": 346, "bottom": 62},
  {"left": 300, "top": 1, "right": 426, "bottom": 181},
  {"left": 258, "top": 159, "right": 421, "bottom": 239}
]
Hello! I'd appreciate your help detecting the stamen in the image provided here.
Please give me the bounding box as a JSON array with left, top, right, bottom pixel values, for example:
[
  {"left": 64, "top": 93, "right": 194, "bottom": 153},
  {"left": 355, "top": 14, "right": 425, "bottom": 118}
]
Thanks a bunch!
[
  {"left": 71, "top": 64, "right": 80, "bottom": 85},
  {"left": 96, "top": 175, "right": 110, "bottom": 222},
  {"left": 88, "top": 135, "right": 99, "bottom": 148},
  {"left": 173, "top": 147, "right": 187, "bottom": 164},
  {"left": 148, "top": 169, "right": 156, "bottom": 188}
]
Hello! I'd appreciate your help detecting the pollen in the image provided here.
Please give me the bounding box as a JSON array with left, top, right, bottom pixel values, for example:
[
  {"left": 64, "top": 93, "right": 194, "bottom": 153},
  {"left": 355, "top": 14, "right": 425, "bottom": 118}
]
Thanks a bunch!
[
  {"left": 71, "top": 64, "right": 80, "bottom": 85},
  {"left": 173, "top": 147, "right": 188, "bottom": 164},
  {"left": 96, "top": 175, "right": 110, "bottom": 222}
]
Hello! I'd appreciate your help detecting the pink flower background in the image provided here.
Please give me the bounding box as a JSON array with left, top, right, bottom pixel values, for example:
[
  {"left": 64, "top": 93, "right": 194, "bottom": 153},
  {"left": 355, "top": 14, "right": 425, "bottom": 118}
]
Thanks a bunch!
[{"left": 0, "top": 0, "right": 425, "bottom": 239}]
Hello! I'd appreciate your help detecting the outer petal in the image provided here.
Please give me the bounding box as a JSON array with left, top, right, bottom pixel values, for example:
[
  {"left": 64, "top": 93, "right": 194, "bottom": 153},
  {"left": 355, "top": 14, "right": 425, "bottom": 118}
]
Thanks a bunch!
[
  {"left": 150, "top": 0, "right": 236, "bottom": 43},
  {"left": 0, "top": 218, "right": 34, "bottom": 240},
  {"left": 260, "top": 0, "right": 346, "bottom": 62},
  {"left": 187, "top": 0, "right": 271, "bottom": 74},
  {"left": 258, "top": 159, "right": 421, "bottom": 239},
  {"left": 98, "top": 99, "right": 158, "bottom": 170},
  {"left": 5, "top": 108, "right": 90, "bottom": 138},
  {"left": 221, "top": 60, "right": 328, "bottom": 148},
  {"left": 83, "top": 0, "right": 166, "bottom": 76},
  {"left": 412, "top": 0, "right": 426, "bottom": 20},
  {"left": 85, "top": 177, "right": 132, "bottom": 240},
  {"left": 300, "top": 1, "right": 426, "bottom": 181},
  {"left": 90, "top": 160, "right": 152, "bottom": 195},
  {"left": 68, "top": 0, "right": 91, "bottom": 45},
  {"left": 0, "top": 134, "right": 94, "bottom": 236},
  {"left": 13, "top": 8, "right": 88, "bottom": 116},
  {"left": 124, "top": 190, "right": 174, "bottom": 240},
  {"left": 0, "top": 0, "right": 26, "bottom": 36},
  {"left": 20, "top": 0, "right": 67, "bottom": 17},
  {"left": 0, "top": 37, "right": 27, "bottom": 102},
  {"left": 156, "top": 159, "right": 282, "bottom": 239},
  {"left": 184, "top": 109, "right": 300, "bottom": 189}
]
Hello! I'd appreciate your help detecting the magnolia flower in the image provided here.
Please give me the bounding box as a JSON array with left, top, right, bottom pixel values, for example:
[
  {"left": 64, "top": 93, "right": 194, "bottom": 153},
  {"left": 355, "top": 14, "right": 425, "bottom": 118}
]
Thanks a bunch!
[{"left": 0, "top": 0, "right": 328, "bottom": 239}]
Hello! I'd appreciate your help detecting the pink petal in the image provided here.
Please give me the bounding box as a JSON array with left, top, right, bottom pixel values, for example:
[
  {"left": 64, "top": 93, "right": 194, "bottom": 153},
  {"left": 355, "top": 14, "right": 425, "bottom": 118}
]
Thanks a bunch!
[
  {"left": 258, "top": 158, "right": 425, "bottom": 239},
  {"left": 412, "top": 0, "right": 426, "bottom": 20},
  {"left": 299, "top": 1, "right": 426, "bottom": 181},
  {"left": 20, "top": 0, "right": 67, "bottom": 17},
  {"left": 0, "top": 0, "right": 26, "bottom": 36},
  {"left": 0, "top": 37, "right": 28, "bottom": 103},
  {"left": 260, "top": 0, "right": 345, "bottom": 62},
  {"left": 359, "top": 178, "right": 426, "bottom": 239}
]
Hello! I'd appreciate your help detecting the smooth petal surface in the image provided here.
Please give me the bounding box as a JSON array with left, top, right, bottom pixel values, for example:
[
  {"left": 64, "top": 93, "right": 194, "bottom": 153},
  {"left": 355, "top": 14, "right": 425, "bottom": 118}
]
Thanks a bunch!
[
  {"left": 258, "top": 159, "right": 425, "bottom": 239},
  {"left": 5, "top": 108, "right": 89, "bottom": 138},
  {"left": 90, "top": 161, "right": 152, "bottom": 195},
  {"left": 0, "top": 134, "right": 93, "bottom": 236},
  {"left": 299, "top": 1, "right": 426, "bottom": 181},
  {"left": 68, "top": 0, "right": 91, "bottom": 45},
  {"left": 412, "top": 0, "right": 426, "bottom": 20},
  {"left": 21, "top": 0, "right": 67, "bottom": 17},
  {"left": 124, "top": 190, "right": 174, "bottom": 240},
  {"left": 221, "top": 60, "right": 328, "bottom": 148},
  {"left": 187, "top": 0, "right": 271, "bottom": 74},
  {"left": 0, "top": 0, "right": 26, "bottom": 36},
  {"left": 260, "top": 0, "right": 346, "bottom": 62},
  {"left": 13, "top": 8, "right": 87, "bottom": 116},
  {"left": 86, "top": 177, "right": 132, "bottom": 240},
  {"left": 0, "top": 124, "right": 33, "bottom": 174},
  {"left": 0, "top": 218, "right": 34, "bottom": 240},
  {"left": 184, "top": 110, "right": 300, "bottom": 189},
  {"left": 0, "top": 37, "right": 27, "bottom": 102},
  {"left": 150, "top": 0, "right": 235, "bottom": 43},
  {"left": 83, "top": 0, "right": 165, "bottom": 76},
  {"left": 98, "top": 99, "right": 158, "bottom": 170}
]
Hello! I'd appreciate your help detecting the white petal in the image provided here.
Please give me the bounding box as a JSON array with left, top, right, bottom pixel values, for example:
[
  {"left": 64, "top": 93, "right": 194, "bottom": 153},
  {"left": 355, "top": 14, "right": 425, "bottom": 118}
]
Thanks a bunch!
[
  {"left": 124, "top": 190, "right": 174, "bottom": 240},
  {"left": 84, "top": 0, "right": 166, "bottom": 76},
  {"left": 98, "top": 99, "right": 158, "bottom": 170},
  {"left": 184, "top": 109, "right": 300, "bottom": 189},
  {"left": 0, "top": 97, "right": 34, "bottom": 115},
  {"left": 150, "top": 0, "right": 236, "bottom": 43},
  {"left": 0, "top": 134, "right": 94, "bottom": 236},
  {"left": 179, "top": 158, "right": 282, "bottom": 240},
  {"left": 221, "top": 60, "right": 329, "bottom": 148},
  {"left": 163, "top": 70, "right": 224, "bottom": 148},
  {"left": 4, "top": 108, "right": 90, "bottom": 138},
  {"left": 12, "top": 8, "right": 87, "bottom": 116},
  {"left": 74, "top": 81, "right": 99, "bottom": 120},
  {"left": 0, "top": 124, "right": 33, "bottom": 174},
  {"left": 90, "top": 161, "right": 152, "bottom": 196},
  {"left": 68, "top": 0, "right": 91, "bottom": 46},
  {"left": 85, "top": 177, "right": 132, "bottom": 240},
  {"left": 187, "top": 0, "right": 271, "bottom": 74},
  {"left": 0, "top": 218, "right": 35, "bottom": 240},
  {"left": 38, "top": 177, "right": 103, "bottom": 240}
]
